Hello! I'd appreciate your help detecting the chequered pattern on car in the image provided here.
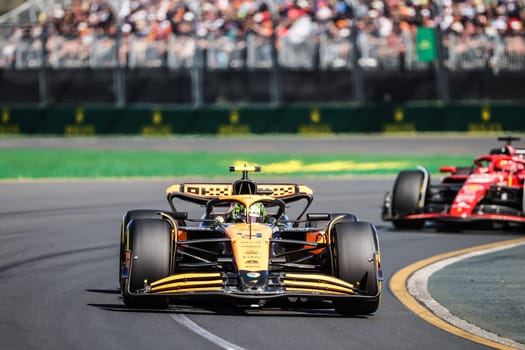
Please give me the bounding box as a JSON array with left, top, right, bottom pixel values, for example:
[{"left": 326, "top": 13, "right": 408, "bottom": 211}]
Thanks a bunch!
[
  {"left": 258, "top": 185, "right": 296, "bottom": 197},
  {"left": 183, "top": 184, "right": 232, "bottom": 197}
]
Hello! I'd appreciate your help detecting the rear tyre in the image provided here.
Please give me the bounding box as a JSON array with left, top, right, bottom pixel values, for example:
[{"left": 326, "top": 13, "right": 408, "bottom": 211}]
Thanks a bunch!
[
  {"left": 122, "top": 218, "right": 171, "bottom": 309},
  {"left": 391, "top": 170, "right": 426, "bottom": 229},
  {"left": 119, "top": 210, "right": 161, "bottom": 288},
  {"left": 331, "top": 221, "right": 381, "bottom": 315}
]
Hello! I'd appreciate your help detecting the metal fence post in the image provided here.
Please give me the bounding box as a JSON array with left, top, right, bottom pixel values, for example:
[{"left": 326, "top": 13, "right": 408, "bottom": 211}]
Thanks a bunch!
[
  {"left": 114, "top": 22, "right": 126, "bottom": 107},
  {"left": 436, "top": 2, "right": 450, "bottom": 103},
  {"left": 192, "top": 43, "right": 203, "bottom": 107},
  {"left": 106, "top": 0, "right": 126, "bottom": 106},
  {"left": 268, "top": 0, "right": 281, "bottom": 105},
  {"left": 190, "top": 1, "right": 203, "bottom": 107},
  {"left": 347, "top": 0, "right": 364, "bottom": 104},
  {"left": 38, "top": 15, "right": 48, "bottom": 106}
]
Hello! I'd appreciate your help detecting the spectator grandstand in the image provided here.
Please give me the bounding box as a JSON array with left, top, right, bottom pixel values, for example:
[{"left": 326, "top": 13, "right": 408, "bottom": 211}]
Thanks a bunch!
[
  {"left": 0, "top": 0, "right": 524, "bottom": 71},
  {"left": 0, "top": 0, "right": 524, "bottom": 105}
]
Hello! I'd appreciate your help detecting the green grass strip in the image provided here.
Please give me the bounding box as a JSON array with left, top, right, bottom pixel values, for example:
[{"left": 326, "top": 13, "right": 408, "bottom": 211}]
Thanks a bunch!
[{"left": 0, "top": 149, "right": 475, "bottom": 179}]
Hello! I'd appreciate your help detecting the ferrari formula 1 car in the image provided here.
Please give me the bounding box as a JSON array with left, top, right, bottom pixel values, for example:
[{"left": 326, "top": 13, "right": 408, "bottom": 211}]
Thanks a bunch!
[
  {"left": 382, "top": 136, "right": 525, "bottom": 230},
  {"left": 119, "top": 165, "right": 382, "bottom": 315}
]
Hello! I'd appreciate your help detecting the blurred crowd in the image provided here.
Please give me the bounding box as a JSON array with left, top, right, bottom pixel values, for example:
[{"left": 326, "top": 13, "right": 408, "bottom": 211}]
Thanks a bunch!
[
  {"left": 1, "top": 0, "right": 525, "bottom": 68},
  {"left": 46, "top": 0, "right": 525, "bottom": 38}
]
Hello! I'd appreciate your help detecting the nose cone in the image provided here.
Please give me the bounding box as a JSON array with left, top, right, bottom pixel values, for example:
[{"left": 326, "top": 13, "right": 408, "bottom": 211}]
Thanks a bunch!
[
  {"left": 225, "top": 223, "right": 272, "bottom": 271},
  {"left": 450, "top": 183, "right": 486, "bottom": 216},
  {"left": 239, "top": 270, "right": 268, "bottom": 291}
]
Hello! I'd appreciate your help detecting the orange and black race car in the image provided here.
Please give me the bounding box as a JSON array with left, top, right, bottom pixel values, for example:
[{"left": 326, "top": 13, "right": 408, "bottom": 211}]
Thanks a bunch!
[{"left": 119, "top": 166, "right": 382, "bottom": 315}]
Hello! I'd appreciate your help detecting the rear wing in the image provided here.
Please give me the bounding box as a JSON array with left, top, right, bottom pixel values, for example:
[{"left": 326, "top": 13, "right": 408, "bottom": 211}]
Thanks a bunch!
[
  {"left": 166, "top": 183, "right": 313, "bottom": 197},
  {"left": 166, "top": 183, "right": 313, "bottom": 204},
  {"left": 166, "top": 165, "right": 314, "bottom": 214},
  {"left": 515, "top": 148, "right": 525, "bottom": 158}
]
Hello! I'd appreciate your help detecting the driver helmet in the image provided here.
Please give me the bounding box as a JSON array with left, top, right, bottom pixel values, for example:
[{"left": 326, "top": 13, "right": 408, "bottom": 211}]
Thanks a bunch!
[
  {"left": 248, "top": 203, "right": 267, "bottom": 223},
  {"left": 490, "top": 147, "right": 510, "bottom": 155},
  {"left": 231, "top": 203, "right": 246, "bottom": 222}
]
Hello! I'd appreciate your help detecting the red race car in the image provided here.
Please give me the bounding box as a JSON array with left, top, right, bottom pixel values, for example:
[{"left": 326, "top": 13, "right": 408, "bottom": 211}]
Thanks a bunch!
[{"left": 382, "top": 136, "right": 525, "bottom": 230}]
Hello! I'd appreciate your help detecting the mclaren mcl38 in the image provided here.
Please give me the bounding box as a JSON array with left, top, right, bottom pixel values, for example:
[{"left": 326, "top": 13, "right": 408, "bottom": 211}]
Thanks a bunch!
[{"left": 119, "top": 165, "right": 382, "bottom": 315}]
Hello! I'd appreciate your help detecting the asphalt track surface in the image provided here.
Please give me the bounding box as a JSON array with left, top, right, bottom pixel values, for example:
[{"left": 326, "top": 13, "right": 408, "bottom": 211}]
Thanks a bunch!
[
  {"left": 0, "top": 134, "right": 512, "bottom": 155},
  {"left": 1, "top": 135, "right": 524, "bottom": 350}
]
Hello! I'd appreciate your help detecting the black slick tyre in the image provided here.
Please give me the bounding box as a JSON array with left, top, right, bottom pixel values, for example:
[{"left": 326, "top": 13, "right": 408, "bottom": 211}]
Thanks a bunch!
[
  {"left": 119, "top": 210, "right": 161, "bottom": 288},
  {"left": 122, "top": 218, "right": 171, "bottom": 309},
  {"left": 331, "top": 221, "right": 380, "bottom": 315},
  {"left": 391, "top": 170, "right": 426, "bottom": 229}
]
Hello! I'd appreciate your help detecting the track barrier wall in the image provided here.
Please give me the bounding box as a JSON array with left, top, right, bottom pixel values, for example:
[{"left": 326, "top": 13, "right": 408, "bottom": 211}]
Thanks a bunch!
[{"left": 0, "top": 103, "right": 524, "bottom": 135}]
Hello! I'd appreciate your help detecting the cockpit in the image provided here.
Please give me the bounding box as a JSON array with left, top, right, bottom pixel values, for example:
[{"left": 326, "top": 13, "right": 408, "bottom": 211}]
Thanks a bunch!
[{"left": 205, "top": 198, "right": 285, "bottom": 225}]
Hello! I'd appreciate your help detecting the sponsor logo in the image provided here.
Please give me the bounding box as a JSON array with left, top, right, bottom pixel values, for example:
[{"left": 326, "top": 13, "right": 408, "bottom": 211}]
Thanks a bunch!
[
  {"left": 454, "top": 201, "right": 472, "bottom": 209},
  {"left": 246, "top": 272, "right": 260, "bottom": 278},
  {"left": 464, "top": 184, "right": 484, "bottom": 191},
  {"left": 455, "top": 194, "right": 476, "bottom": 201},
  {"left": 468, "top": 174, "right": 495, "bottom": 183}
]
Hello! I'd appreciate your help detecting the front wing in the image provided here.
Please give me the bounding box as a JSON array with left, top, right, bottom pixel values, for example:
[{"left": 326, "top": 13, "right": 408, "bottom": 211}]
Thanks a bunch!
[
  {"left": 126, "top": 271, "right": 379, "bottom": 302},
  {"left": 400, "top": 212, "right": 525, "bottom": 224}
]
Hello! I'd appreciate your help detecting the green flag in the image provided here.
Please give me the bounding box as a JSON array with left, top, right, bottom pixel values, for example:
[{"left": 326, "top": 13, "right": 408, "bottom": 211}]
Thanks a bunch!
[{"left": 416, "top": 27, "right": 437, "bottom": 62}]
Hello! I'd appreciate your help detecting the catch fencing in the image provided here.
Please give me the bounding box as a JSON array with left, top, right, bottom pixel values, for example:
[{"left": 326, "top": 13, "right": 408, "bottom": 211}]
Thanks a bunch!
[{"left": 1, "top": 1, "right": 525, "bottom": 105}]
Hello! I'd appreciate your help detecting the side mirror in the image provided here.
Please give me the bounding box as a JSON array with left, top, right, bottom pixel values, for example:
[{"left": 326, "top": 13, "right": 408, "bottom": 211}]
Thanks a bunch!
[
  {"left": 167, "top": 211, "right": 188, "bottom": 220},
  {"left": 439, "top": 166, "right": 457, "bottom": 174}
]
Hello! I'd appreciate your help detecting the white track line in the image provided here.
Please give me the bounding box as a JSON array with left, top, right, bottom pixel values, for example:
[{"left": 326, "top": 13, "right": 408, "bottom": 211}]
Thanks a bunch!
[
  {"left": 408, "top": 242, "right": 525, "bottom": 350},
  {"left": 169, "top": 313, "right": 247, "bottom": 350}
]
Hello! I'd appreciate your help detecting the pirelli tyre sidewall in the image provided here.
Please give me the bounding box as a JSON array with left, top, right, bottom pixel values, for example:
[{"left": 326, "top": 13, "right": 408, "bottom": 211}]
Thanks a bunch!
[
  {"left": 391, "top": 169, "right": 426, "bottom": 229},
  {"left": 122, "top": 218, "right": 171, "bottom": 309},
  {"left": 119, "top": 210, "right": 161, "bottom": 287},
  {"left": 331, "top": 221, "right": 380, "bottom": 315}
]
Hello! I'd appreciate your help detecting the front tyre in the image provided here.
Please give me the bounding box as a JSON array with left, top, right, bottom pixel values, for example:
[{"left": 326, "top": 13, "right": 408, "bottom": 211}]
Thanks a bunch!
[
  {"left": 122, "top": 218, "right": 171, "bottom": 309},
  {"left": 391, "top": 170, "right": 427, "bottom": 229},
  {"left": 119, "top": 210, "right": 161, "bottom": 288},
  {"left": 331, "top": 221, "right": 381, "bottom": 315}
]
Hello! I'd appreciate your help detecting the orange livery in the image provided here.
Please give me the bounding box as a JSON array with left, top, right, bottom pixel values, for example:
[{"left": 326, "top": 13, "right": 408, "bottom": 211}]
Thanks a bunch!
[{"left": 119, "top": 165, "right": 382, "bottom": 315}]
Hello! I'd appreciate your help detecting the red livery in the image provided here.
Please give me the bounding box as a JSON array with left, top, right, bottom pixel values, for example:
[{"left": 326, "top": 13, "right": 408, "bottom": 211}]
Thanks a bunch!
[{"left": 382, "top": 136, "right": 525, "bottom": 229}]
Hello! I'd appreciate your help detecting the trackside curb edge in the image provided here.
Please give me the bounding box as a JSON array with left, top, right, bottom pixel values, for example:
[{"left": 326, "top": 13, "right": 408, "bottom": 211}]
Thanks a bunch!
[{"left": 389, "top": 237, "right": 525, "bottom": 350}]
